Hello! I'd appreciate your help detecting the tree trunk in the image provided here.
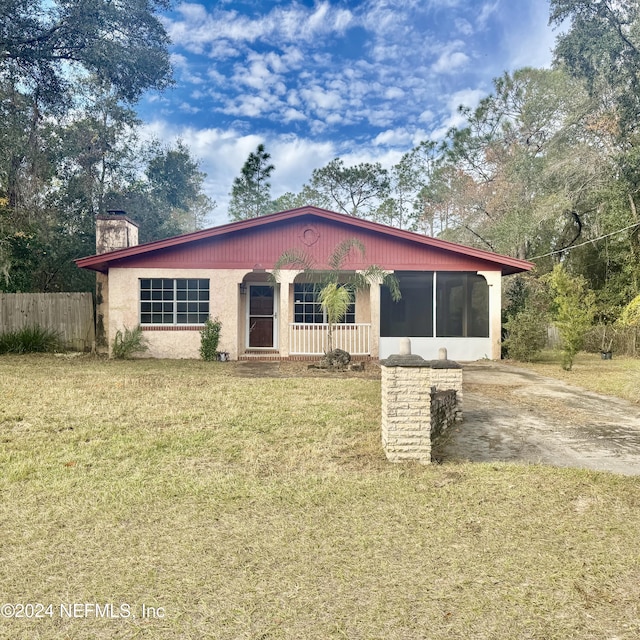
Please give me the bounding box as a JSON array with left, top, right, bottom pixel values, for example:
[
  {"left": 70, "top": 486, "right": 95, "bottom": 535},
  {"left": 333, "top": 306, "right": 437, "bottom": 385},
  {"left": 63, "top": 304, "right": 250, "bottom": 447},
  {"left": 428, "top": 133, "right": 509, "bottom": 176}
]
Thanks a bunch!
[{"left": 629, "top": 193, "right": 640, "bottom": 294}]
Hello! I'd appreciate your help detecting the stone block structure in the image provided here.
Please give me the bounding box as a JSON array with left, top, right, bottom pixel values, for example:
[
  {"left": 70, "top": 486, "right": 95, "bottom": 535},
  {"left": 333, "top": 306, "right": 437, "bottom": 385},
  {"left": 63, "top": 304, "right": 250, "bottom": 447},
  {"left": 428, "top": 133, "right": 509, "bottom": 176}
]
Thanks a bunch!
[
  {"left": 95, "top": 212, "right": 139, "bottom": 351},
  {"left": 380, "top": 341, "right": 462, "bottom": 464}
]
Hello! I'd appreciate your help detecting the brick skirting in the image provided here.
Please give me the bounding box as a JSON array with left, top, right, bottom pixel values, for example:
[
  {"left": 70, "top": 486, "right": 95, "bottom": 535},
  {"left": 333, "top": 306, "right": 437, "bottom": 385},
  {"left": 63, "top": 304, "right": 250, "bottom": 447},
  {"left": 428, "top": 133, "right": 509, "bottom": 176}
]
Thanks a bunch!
[{"left": 239, "top": 353, "right": 372, "bottom": 362}]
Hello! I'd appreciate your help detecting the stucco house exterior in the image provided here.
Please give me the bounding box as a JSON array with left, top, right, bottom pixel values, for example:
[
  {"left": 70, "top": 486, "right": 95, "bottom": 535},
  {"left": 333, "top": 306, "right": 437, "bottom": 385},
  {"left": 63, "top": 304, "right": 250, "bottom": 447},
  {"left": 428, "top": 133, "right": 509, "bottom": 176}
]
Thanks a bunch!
[{"left": 75, "top": 206, "right": 533, "bottom": 361}]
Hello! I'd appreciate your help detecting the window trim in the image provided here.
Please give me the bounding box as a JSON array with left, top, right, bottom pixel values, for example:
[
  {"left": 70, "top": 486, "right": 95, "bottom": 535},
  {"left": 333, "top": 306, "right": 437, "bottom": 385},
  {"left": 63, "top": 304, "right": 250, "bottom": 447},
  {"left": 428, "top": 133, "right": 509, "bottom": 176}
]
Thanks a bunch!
[
  {"left": 139, "top": 278, "right": 210, "bottom": 326},
  {"left": 293, "top": 283, "right": 356, "bottom": 324}
]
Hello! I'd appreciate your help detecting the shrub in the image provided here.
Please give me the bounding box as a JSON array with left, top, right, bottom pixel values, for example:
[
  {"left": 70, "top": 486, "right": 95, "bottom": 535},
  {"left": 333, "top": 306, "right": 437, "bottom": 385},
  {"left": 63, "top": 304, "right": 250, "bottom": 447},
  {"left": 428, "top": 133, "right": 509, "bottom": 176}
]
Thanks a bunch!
[
  {"left": 548, "top": 265, "right": 596, "bottom": 370},
  {"left": 619, "top": 294, "right": 640, "bottom": 328},
  {"left": 0, "top": 325, "right": 61, "bottom": 354},
  {"left": 112, "top": 325, "right": 148, "bottom": 359},
  {"left": 503, "top": 308, "right": 547, "bottom": 361},
  {"left": 200, "top": 317, "right": 222, "bottom": 361}
]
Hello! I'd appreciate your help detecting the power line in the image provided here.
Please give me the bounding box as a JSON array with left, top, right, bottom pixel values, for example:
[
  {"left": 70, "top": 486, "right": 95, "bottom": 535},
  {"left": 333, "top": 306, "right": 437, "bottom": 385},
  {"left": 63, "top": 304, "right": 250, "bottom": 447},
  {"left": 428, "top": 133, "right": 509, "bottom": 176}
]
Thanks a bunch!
[{"left": 529, "top": 221, "right": 640, "bottom": 260}]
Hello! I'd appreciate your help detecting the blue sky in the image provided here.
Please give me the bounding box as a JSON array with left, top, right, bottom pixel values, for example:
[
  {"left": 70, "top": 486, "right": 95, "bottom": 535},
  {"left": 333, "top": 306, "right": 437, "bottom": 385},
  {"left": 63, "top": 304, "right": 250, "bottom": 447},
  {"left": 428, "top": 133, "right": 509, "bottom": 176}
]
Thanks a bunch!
[{"left": 137, "top": 0, "right": 558, "bottom": 225}]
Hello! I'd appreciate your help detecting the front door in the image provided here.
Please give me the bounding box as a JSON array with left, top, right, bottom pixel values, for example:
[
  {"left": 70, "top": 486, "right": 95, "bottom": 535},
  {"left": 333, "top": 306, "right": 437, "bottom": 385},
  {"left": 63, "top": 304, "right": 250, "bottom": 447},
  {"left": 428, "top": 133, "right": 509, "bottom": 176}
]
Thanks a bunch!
[{"left": 248, "top": 284, "right": 278, "bottom": 349}]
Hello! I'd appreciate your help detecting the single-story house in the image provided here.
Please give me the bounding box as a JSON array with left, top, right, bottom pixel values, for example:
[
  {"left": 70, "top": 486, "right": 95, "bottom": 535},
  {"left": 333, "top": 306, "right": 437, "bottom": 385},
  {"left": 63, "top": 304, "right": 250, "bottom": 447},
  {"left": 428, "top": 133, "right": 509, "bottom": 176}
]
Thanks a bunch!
[{"left": 75, "top": 206, "right": 533, "bottom": 361}]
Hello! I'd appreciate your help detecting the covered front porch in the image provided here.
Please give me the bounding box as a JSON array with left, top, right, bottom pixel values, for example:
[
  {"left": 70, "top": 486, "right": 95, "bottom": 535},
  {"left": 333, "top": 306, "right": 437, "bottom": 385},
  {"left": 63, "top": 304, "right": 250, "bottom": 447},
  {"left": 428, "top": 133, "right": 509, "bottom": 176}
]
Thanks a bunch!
[
  {"left": 237, "top": 270, "right": 376, "bottom": 360},
  {"left": 236, "top": 268, "right": 501, "bottom": 362}
]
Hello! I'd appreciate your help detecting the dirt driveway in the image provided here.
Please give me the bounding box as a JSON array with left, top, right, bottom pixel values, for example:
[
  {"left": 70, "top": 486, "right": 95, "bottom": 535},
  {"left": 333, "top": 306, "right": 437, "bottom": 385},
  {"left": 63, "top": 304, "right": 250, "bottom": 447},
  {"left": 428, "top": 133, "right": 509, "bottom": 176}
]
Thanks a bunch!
[
  {"left": 436, "top": 361, "right": 640, "bottom": 475},
  {"left": 234, "top": 359, "right": 640, "bottom": 475}
]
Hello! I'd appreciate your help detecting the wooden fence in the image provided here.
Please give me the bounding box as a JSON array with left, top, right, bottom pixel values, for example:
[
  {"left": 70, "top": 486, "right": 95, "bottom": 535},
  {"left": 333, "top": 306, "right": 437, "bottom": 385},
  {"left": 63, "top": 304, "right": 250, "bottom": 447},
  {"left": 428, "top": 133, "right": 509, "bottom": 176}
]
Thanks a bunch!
[
  {"left": 548, "top": 323, "right": 638, "bottom": 357},
  {"left": 0, "top": 293, "right": 95, "bottom": 352}
]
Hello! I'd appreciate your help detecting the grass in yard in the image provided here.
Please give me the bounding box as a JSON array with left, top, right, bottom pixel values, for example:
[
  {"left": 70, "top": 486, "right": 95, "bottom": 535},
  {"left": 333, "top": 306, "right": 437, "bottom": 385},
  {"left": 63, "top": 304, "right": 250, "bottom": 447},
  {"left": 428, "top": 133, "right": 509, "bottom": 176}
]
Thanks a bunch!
[
  {"left": 507, "top": 351, "right": 640, "bottom": 404},
  {"left": 1, "top": 354, "right": 639, "bottom": 639}
]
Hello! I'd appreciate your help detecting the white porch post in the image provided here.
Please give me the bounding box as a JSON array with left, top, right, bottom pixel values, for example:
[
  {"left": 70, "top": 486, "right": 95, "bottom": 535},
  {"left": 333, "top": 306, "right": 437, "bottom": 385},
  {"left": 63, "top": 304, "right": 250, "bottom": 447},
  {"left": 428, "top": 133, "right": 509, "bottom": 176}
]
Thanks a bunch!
[
  {"left": 478, "top": 270, "right": 502, "bottom": 360},
  {"left": 369, "top": 278, "right": 382, "bottom": 359},
  {"left": 273, "top": 270, "right": 301, "bottom": 358}
]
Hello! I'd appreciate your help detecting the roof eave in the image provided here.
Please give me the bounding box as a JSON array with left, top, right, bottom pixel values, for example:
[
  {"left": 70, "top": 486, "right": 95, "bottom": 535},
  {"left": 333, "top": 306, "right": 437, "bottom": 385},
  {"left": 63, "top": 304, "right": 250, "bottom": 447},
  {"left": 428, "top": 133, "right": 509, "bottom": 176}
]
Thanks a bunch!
[{"left": 74, "top": 206, "right": 535, "bottom": 275}]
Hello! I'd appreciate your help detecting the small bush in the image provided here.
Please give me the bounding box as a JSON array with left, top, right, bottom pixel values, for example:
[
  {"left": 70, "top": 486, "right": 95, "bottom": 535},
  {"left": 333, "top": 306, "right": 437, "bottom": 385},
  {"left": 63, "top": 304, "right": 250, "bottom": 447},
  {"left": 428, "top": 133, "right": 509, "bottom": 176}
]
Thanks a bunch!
[
  {"left": 112, "top": 325, "right": 148, "bottom": 359},
  {"left": 548, "top": 265, "right": 596, "bottom": 370},
  {"left": 200, "top": 317, "right": 222, "bottom": 361},
  {"left": 619, "top": 294, "right": 640, "bottom": 328},
  {"left": 0, "top": 325, "right": 61, "bottom": 354},
  {"left": 503, "top": 308, "right": 547, "bottom": 361}
]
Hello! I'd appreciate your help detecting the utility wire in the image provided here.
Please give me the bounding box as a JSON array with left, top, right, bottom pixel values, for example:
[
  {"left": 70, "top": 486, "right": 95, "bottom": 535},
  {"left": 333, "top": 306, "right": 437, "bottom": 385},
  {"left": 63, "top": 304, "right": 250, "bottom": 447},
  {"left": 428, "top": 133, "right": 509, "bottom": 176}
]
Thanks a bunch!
[{"left": 529, "top": 221, "right": 640, "bottom": 260}]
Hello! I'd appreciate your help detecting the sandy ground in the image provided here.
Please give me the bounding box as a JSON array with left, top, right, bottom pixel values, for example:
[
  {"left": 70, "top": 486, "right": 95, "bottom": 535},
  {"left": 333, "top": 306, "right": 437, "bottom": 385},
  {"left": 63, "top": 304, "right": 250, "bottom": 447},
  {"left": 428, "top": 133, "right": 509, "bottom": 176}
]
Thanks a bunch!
[
  {"left": 436, "top": 362, "right": 640, "bottom": 476},
  {"left": 233, "top": 360, "right": 640, "bottom": 476}
]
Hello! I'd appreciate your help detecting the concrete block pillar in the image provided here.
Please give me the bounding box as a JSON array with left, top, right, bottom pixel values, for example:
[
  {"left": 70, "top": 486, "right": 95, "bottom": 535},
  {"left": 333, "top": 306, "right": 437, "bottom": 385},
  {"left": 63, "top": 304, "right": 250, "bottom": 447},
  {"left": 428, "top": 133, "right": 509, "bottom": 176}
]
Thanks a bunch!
[
  {"left": 380, "top": 346, "right": 433, "bottom": 464},
  {"left": 380, "top": 341, "right": 464, "bottom": 464},
  {"left": 429, "top": 347, "right": 463, "bottom": 421}
]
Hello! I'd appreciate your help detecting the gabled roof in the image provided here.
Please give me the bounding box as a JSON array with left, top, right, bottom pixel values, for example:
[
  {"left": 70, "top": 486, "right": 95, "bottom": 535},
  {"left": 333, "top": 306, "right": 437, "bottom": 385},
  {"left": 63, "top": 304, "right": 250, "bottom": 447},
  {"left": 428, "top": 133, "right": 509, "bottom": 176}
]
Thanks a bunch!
[{"left": 75, "top": 206, "right": 533, "bottom": 275}]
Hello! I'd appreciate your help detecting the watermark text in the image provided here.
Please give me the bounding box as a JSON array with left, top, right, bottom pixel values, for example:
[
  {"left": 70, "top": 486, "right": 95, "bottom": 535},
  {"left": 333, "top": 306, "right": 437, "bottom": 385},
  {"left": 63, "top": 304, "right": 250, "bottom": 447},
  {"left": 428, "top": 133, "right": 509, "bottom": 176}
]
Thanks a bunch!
[{"left": 1, "top": 603, "right": 165, "bottom": 620}]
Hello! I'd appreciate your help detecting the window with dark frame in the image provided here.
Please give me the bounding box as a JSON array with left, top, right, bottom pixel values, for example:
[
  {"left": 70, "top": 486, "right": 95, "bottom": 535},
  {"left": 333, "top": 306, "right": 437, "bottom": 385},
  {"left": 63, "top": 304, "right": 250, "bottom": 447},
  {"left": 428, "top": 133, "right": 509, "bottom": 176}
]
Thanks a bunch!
[
  {"left": 436, "top": 273, "right": 489, "bottom": 338},
  {"left": 380, "top": 271, "right": 489, "bottom": 338},
  {"left": 380, "top": 272, "right": 433, "bottom": 337},
  {"left": 293, "top": 283, "right": 355, "bottom": 324},
  {"left": 140, "top": 278, "right": 210, "bottom": 325}
]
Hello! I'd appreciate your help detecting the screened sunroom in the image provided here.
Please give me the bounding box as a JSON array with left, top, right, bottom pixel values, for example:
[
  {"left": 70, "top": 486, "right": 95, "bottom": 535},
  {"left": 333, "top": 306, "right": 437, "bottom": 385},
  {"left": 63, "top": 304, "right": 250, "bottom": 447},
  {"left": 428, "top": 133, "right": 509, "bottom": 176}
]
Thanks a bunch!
[{"left": 379, "top": 271, "right": 494, "bottom": 361}]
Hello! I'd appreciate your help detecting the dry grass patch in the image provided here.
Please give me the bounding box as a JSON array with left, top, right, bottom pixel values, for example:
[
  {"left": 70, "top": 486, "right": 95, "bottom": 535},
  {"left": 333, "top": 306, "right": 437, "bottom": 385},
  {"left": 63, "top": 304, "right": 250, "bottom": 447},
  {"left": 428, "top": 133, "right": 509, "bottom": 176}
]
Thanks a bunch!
[
  {"left": 509, "top": 351, "right": 640, "bottom": 404},
  {"left": 464, "top": 382, "right": 603, "bottom": 427},
  {"left": 1, "top": 355, "right": 639, "bottom": 639}
]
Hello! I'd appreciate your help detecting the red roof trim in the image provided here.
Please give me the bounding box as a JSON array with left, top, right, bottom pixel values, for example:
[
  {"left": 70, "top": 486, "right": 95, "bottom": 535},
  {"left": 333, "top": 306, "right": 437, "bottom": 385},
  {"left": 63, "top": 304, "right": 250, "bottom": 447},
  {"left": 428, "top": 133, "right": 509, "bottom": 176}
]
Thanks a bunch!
[{"left": 75, "top": 206, "right": 534, "bottom": 274}]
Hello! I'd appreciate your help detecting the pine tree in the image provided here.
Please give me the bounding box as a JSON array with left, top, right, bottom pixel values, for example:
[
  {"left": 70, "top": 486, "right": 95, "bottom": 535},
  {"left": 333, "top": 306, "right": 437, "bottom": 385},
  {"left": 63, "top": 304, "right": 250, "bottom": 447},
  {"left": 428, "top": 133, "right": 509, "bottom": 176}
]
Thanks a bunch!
[{"left": 228, "top": 144, "right": 275, "bottom": 220}]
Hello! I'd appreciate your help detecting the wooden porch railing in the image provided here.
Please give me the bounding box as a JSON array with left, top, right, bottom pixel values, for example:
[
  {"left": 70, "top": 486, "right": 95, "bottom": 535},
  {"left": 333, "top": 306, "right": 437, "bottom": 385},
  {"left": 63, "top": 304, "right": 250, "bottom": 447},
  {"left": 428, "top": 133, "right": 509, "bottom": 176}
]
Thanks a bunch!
[{"left": 288, "top": 323, "right": 371, "bottom": 355}]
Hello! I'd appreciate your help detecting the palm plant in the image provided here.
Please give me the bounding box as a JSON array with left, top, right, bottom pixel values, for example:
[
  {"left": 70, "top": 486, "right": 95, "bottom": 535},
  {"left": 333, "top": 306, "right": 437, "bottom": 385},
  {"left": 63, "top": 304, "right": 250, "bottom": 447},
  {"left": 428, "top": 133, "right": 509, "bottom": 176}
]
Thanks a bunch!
[
  {"left": 318, "top": 282, "right": 353, "bottom": 352},
  {"left": 272, "top": 238, "right": 401, "bottom": 353}
]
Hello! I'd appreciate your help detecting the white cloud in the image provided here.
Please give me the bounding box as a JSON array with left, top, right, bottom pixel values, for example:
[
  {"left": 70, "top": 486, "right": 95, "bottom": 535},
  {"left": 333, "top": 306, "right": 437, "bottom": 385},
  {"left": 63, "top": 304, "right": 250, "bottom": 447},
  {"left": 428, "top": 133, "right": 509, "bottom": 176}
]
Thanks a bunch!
[
  {"left": 340, "top": 147, "right": 406, "bottom": 172},
  {"left": 170, "top": 53, "right": 205, "bottom": 85},
  {"left": 282, "top": 108, "right": 307, "bottom": 123},
  {"left": 269, "top": 137, "right": 336, "bottom": 193},
  {"left": 325, "top": 113, "right": 345, "bottom": 125},
  {"left": 139, "top": 121, "right": 337, "bottom": 225},
  {"left": 418, "top": 109, "right": 435, "bottom": 123},
  {"left": 449, "top": 88, "right": 486, "bottom": 110},
  {"left": 373, "top": 128, "right": 414, "bottom": 147},
  {"left": 300, "top": 86, "right": 343, "bottom": 112},
  {"left": 429, "top": 88, "right": 486, "bottom": 140},
  {"left": 425, "top": 0, "right": 461, "bottom": 7},
  {"left": 139, "top": 120, "right": 425, "bottom": 226},
  {"left": 455, "top": 18, "right": 474, "bottom": 36},
  {"left": 333, "top": 8, "right": 355, "bottom": 32},
  {"left": 173, "top": 2, "right": 208, "bottom": 23},
  {"left": 500, "top": 2, "right": 556, "bottom": 70},
  {"left": 432, "top": 50, "right": 470, "bottom": 73},
  {"left": 165, "top": 1, "right": 356, "bottom": 54},
  {"left": 384, "top": 87, "right": 405, "bottom": 100},
  {"left": 178, "top": 102, "right": 201, "bottom": 114},
  {"left": 134, "top": 0, "right": 561, "bottom": 227},
  {"left": 477, "top": 1, "right": 500, "bottom": 28},
  {"left": 360, "top": 0, "right": 405, "bottom": 36},
  {"left": 307, "top": 3, "right": 330, "bottom": 33},
  {"left": 222, "top": 94, "right": 277, "bottom": 118}
]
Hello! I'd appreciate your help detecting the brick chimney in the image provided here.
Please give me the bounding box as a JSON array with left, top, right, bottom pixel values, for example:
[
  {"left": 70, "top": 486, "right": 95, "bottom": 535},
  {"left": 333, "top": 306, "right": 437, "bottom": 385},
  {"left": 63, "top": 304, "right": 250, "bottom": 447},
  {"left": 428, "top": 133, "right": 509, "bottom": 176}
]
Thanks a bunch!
[{"left": 96, "top": 211, "right": 139, "bottom": 254}]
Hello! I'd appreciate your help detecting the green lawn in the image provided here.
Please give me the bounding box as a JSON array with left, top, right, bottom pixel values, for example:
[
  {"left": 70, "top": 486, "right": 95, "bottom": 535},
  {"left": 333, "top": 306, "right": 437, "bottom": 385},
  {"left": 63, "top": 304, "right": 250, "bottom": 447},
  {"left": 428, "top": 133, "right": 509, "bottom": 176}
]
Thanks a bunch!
[{"left": 1, "top": 355, "right": 639, "bottom": 639}]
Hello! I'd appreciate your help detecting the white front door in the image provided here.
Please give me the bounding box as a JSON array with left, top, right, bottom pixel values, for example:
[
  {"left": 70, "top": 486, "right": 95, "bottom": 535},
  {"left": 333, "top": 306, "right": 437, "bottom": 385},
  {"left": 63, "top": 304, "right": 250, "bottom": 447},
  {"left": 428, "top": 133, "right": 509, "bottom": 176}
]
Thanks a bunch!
[{"left": 247, "top": 284, "right": 278, "bottom": 349}]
